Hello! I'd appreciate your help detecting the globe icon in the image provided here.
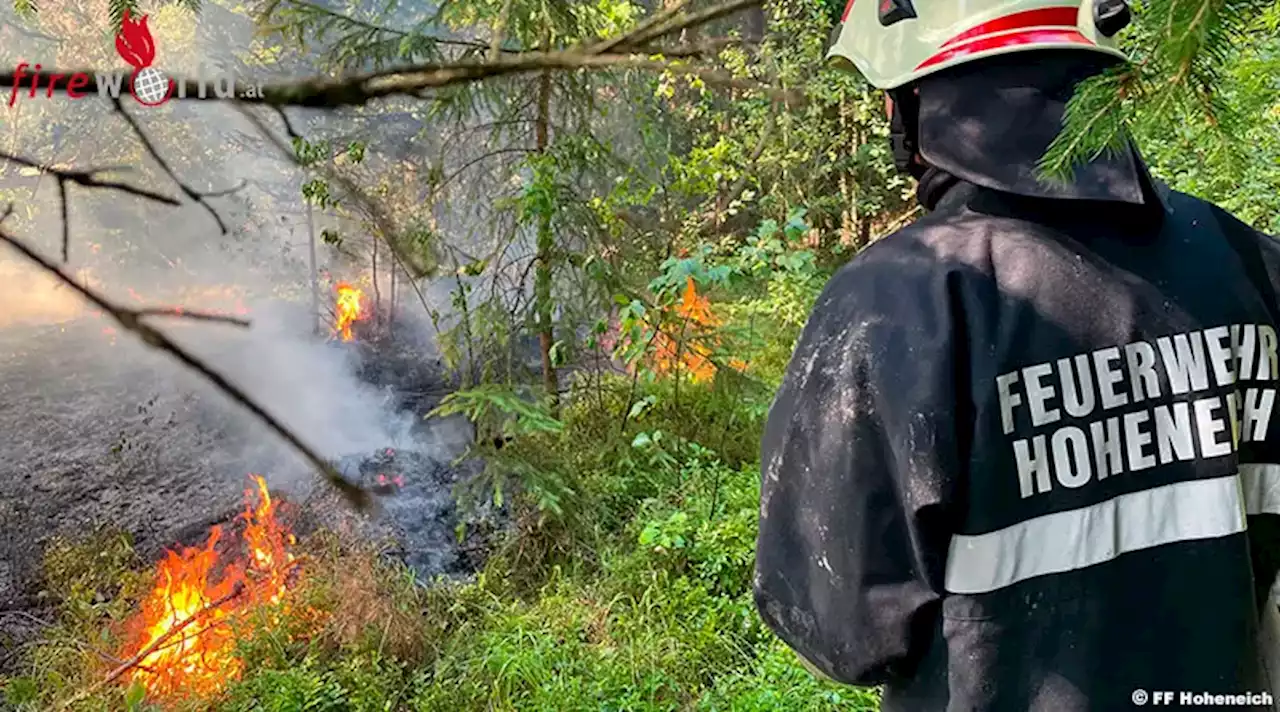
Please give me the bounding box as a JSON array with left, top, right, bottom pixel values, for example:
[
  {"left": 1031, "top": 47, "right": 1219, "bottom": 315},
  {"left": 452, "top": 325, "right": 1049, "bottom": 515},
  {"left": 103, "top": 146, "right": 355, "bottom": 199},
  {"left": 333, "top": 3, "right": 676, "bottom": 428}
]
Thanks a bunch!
[{"left": 131, "top": 67, "right": 170, "bottom": 105}]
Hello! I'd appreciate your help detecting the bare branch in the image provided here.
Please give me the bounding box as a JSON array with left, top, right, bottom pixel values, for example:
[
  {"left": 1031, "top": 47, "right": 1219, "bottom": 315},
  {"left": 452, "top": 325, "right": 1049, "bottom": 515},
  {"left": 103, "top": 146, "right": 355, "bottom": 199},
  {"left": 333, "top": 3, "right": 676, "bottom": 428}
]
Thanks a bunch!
[
  {"left": 245, "top": 51, "right": 798, "bottom": 108},
  {"left": 0, "top": 154, "right": 178, "bottom": 204},
  {"left": 0, "top": 228, "right": 372, "bottom": 512},
  {"left": 134, "top": 306, "right": 252, "bottom": 328},
  {"left": 271, "top": 105, "right": 303, "bottom": 143},
  {"left": 57, "top": 178, "right": 68, "bottom": 261},
  {"left": 490, "top": 0, "right": 515, "bottom": 61},
  {"left": 588, "top": 0, "right": 694, "bottom": 55},
  {"left": 644, "top": 37, "right": 741, "bottom": 59},
  {"left": 110, "top": 97, "right": 244, "bottom": 234},
  {"left": 0, "top": 44, "right": 801, "bottom": 111},
  {"left": 0, "top": 151, "right": 181, "bottom": 262},
  {"left": 433, "top": 147, "right": 532, "bottom": 199},
  {"left": 625, "top": 0, "right": 762, "bottom": 49}
]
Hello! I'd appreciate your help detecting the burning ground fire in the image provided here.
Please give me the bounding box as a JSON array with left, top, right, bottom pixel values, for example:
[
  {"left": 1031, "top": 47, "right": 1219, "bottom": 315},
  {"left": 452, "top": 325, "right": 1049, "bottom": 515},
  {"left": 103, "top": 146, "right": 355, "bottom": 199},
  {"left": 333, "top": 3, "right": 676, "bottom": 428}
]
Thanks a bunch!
[
  {"left": 120, "top": 475, "right": 299, "bottom": 699},
  {"left": 333, "top": 282, "right": 368, "bottom": 342}
]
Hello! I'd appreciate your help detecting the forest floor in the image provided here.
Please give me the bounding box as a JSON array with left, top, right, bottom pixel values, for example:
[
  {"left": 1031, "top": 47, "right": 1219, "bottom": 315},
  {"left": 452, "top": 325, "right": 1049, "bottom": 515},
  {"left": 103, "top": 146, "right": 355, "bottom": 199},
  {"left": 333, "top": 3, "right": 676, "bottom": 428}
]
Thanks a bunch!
[{"left": 0, "top": 317, "right": 479, "bottom": 673}]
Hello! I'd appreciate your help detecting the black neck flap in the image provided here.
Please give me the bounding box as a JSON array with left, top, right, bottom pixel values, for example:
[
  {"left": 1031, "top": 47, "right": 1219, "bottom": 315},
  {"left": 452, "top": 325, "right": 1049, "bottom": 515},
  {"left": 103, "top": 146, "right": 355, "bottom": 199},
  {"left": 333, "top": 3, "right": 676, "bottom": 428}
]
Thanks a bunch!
[
  {"left": 889, "top": 88, "right": 926, "bottom": 180},
  {"left": 912, "top": 50, "right": 1159, "bottom": 206}
]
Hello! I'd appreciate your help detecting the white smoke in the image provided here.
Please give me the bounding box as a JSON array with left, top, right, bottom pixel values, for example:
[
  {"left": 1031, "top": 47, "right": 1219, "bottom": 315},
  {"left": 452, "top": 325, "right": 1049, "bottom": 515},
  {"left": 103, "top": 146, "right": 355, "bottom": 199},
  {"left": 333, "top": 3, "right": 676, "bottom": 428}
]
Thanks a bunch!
[{"left": 161, "top": 299, "right": 420, "bottom": 490}]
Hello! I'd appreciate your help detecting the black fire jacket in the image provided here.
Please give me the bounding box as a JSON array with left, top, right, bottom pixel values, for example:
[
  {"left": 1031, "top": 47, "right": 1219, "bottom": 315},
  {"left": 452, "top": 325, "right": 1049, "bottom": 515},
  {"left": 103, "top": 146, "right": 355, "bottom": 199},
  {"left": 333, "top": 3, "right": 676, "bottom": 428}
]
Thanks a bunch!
[{"left": 755, "top": 177, "right": 1280, "bottom": 711}]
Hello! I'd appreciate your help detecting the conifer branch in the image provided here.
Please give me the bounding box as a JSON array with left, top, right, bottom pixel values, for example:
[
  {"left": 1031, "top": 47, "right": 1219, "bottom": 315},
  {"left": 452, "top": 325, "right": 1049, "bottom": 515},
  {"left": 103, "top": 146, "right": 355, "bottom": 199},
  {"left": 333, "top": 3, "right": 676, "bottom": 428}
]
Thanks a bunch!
[{"left": 1044, "top": 0, "right": 1278, "bottom": 176}]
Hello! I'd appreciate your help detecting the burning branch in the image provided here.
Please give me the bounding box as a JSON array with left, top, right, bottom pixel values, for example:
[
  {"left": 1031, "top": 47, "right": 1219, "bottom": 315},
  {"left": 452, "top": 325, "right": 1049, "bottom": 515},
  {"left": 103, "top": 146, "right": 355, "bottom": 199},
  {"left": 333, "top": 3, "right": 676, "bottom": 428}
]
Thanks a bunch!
[
  {"left": 0, "top": 227, "right": 372, "bottom": 512},
  {"left": 65, "top": 582, "right": 247, "bottom": 708}
]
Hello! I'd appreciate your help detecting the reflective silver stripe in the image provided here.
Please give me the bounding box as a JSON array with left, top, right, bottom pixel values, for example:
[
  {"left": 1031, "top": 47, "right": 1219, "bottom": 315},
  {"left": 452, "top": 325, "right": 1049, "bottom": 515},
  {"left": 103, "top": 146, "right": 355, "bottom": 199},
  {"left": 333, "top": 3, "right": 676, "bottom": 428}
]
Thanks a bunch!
[
  {"left": 945, "top": 476, "right": 1247, "bottom": 595},
  {"left": 1242, "top": 464, "right": 1280, "bottom": 515}
]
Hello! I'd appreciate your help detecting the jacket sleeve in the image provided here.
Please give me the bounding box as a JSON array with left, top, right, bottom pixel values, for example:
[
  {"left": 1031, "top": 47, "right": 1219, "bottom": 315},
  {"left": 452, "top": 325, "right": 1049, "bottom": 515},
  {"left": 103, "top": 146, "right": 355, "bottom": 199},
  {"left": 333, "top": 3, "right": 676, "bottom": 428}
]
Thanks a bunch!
[
  {"left": 1217, "top": 215, "right": 1280, "bottom": 610},
  {"left": 753, "top": 258, "right": 962, "bottom": 686}
]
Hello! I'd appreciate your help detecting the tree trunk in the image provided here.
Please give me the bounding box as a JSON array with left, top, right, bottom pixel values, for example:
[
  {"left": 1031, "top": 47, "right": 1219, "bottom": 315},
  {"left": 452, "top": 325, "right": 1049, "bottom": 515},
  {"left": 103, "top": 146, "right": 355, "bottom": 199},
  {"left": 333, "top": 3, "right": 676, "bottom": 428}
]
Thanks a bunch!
[
  {"left": 534, "top": 70, "right": 559, "bottom": 410},
  {"left": 745, "top": 7, "right": 765, "bottom": 43},
  {"left": 371, "top": 236, "right": 381, "bottom": 328},
  {"left": 388, "top": 258, "right": 396, "bottom": 336},
  {"left": 307, "top": 200, "right": 319, "bottom": 335}
]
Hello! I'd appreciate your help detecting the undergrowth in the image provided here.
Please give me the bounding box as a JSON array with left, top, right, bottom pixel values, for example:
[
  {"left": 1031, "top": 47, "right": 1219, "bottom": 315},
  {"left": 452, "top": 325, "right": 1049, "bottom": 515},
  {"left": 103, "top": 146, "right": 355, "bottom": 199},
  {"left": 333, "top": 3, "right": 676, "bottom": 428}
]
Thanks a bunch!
[{"left": 0, "top": 387, "right": 880, "bottom": 710}]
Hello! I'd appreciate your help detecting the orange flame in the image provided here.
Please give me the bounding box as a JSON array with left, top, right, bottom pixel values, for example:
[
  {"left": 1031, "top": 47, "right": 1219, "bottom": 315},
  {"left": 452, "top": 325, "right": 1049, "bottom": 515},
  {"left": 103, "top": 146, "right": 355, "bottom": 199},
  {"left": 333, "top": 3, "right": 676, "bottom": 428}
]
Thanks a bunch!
[
  {"left": 333, "top": 283, "right": 367, "bottom": 342},
  {"left": 123, "top": 475, "right": 298, "bottom": 699},
  {"left": 642, "top": 277, "right": 744, "bottom": 383}
]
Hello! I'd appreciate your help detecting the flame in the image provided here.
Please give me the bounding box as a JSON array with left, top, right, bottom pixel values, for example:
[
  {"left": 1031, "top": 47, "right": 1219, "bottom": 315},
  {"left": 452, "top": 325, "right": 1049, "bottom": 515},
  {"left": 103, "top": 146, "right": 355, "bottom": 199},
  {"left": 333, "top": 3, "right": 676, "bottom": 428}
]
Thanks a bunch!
[
  {"left": 641, "top": 277, "right": 743, "bottom": 383},
  {"left": 333, "top": 283, "right": 367, "bottom": 342},
  {"left": 123, "top": 475, "right": 298, "bottom": 699},
  {"left": 114, "top": 9, "right": 157, "bottom": 69}
]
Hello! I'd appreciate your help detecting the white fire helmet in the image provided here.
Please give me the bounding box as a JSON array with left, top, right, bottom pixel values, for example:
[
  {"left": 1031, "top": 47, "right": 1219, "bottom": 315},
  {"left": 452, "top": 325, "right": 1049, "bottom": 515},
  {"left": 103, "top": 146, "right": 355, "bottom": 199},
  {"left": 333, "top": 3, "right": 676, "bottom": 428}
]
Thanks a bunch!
[{"left": 826, "top": 0, "right": 1132, "bottom": 90}]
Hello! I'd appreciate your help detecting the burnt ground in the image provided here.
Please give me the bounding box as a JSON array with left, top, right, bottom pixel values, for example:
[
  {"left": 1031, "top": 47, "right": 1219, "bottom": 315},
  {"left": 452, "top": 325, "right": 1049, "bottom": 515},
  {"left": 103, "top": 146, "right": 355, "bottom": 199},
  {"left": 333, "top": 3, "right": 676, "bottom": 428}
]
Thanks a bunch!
[{"left": 0, "top": 315, "right": 490, "bottom": 673}]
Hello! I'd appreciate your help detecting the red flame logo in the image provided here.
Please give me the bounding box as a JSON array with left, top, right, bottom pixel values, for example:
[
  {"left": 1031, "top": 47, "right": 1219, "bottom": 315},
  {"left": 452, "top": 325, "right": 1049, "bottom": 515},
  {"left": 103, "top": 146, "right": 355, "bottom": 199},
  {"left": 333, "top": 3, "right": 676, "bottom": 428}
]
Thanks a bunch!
[{"left": 115, "top": 9, "right": 156, "bottom": 69}]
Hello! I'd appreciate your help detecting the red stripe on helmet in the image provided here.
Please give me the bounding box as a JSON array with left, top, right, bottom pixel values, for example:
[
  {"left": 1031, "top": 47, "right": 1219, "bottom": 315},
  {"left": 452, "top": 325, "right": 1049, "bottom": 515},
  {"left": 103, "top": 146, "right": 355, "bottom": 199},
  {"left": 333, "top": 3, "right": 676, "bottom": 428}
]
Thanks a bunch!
[
  {"left": 941, "top": 6, "right": 1081, "bottom": 48},
  {"left": 841, "top": 0, "right": 857, "bottom": 22},
  {"left": 915, "top": 28, "right": 1093, "bottom": 71}
]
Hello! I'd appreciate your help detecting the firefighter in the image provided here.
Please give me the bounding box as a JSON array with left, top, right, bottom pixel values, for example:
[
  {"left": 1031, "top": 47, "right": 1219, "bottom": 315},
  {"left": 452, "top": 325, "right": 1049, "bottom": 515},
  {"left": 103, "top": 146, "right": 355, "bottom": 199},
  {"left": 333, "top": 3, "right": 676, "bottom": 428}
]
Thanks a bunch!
[{"left": 753, "top": 1, "right": 1280, "bottom": 710}]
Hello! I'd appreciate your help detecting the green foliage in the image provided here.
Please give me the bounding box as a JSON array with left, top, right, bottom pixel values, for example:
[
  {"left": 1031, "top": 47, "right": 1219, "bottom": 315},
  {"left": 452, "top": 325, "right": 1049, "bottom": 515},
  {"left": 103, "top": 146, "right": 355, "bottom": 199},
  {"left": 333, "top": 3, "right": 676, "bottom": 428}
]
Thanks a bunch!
[
  {"left": 6, "top": 236, "right": 855, "bottom": 709},
  {"left": 256, "top": 1, "right": 451, "bottom": 70},
  {"left": 109, "top": 0, "right": 141, "bottom": 27},
  {"left": 1044, "top": 0, "right": 1280, "bottom": 186},
  {"left": 1139, "top": 29, "right": 1280, "bottom": 231},
  {"left": 301, "top": 179, "right": 334, "bottom": 209},
  {"left": 430, "top": 384, "right": 564, "bottom": 438},
  {"left": 14, "top": 0, "right": 207, "bottom": 26},
  {"left": 2, "top": 529, "right": 151, "bottom": 711}
]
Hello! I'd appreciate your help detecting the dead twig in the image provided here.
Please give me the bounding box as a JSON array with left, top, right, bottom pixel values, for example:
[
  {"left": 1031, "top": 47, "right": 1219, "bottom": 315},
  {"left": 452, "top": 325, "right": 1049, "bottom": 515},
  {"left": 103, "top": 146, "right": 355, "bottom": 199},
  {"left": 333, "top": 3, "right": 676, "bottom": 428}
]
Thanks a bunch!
[
  {"left": 0, "top": 228, "right": 371, "bottom": 512},
  {"left": 0, "top": 152, "right": 180, "bottom": 262},
  {"left": 134, "top": 307, "right": 252, "bottom": 328},
  {"left": 110, "top": 97, "right": 244, "bottom": 235},
  {"left": 587, "top": 0, "right": 694, "bottom": 55},
  {"left": 623, "top": 0, "right": 761, "bottom": 50}
]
